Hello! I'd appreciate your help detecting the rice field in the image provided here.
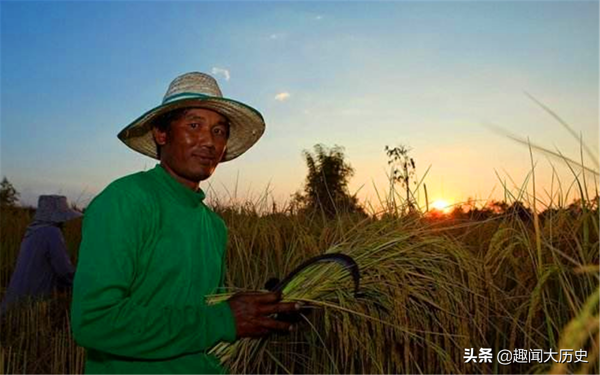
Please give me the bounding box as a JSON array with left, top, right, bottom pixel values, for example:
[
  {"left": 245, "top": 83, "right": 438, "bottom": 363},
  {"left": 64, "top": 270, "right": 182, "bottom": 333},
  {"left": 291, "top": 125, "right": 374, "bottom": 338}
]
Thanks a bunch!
[{"left": 1, "top": 169, "right": 598, "bottom": 374}]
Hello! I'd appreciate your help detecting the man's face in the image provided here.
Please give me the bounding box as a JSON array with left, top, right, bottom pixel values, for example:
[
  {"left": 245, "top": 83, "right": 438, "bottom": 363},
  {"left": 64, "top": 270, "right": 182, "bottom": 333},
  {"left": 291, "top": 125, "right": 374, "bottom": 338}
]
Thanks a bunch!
[{"left": 153, "top": 108, "right": 229, "bottom": 186}]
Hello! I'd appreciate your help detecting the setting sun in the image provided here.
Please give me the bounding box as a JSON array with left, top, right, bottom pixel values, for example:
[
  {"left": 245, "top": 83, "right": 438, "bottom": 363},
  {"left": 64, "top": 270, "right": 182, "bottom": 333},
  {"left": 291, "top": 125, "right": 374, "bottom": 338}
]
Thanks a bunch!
[{"left": 431, "top": 199, "right": 452, "bottom": 213}]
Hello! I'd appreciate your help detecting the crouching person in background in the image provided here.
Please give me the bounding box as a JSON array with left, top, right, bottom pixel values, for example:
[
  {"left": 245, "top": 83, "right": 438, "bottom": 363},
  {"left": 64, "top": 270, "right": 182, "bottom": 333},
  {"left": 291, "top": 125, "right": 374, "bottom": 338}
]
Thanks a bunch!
[{"left": 1, "top": 195, "right": 81, "bottom": 315}]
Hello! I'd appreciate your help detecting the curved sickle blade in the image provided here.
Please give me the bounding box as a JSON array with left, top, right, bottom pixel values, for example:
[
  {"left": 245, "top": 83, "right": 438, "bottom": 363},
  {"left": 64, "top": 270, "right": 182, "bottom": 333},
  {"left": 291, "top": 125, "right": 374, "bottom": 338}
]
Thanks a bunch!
[{"left": 268, "top": 253, "right": 360, "bottom": 297}]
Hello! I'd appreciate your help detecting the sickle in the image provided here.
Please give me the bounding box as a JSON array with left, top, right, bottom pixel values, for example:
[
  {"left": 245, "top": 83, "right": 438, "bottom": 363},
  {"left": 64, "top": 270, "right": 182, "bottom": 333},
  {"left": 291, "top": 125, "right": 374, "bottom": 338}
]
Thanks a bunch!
[{"left": 266, "top": 253, "right": 360, "bottom": 297}]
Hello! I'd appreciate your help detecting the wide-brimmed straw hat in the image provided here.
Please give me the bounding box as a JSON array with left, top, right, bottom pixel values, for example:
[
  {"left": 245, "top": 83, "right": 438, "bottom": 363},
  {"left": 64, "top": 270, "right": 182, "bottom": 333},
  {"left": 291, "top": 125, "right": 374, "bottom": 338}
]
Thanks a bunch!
[
  {"left": 34, "top": 195, "right": 82, "bottom": 223},
  {"left": 117, "top": 72, "right": 265, "bottom": 162}
]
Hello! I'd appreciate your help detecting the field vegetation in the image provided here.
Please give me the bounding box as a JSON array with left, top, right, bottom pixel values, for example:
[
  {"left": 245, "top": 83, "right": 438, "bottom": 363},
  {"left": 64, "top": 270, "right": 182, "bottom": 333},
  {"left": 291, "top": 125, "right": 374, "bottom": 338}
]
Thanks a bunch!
[{"left": 1, "top": 135, "right": 598, "bottom": 374}]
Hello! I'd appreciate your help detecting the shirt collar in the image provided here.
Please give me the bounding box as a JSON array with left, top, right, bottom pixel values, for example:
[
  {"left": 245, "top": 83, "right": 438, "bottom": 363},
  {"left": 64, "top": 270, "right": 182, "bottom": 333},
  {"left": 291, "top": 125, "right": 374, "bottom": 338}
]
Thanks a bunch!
[{"left": 151, "top": 164, "right": 206, "bottom": 207}]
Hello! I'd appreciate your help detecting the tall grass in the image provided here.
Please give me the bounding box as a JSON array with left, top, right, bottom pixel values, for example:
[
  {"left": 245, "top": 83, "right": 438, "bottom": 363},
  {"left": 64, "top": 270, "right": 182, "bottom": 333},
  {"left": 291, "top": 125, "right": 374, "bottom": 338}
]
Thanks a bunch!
[
  {"left": 202, "top": 179, "right": 598, "bottom": 373},
  {"left": 1, "top": 121, "right": 598, "bottom": 373},
  {"left": 207, "top": 211, "right": 493, "bottom": 373},
  {"left": 1, "top": 182, "right": 597, "bottom": 373}
]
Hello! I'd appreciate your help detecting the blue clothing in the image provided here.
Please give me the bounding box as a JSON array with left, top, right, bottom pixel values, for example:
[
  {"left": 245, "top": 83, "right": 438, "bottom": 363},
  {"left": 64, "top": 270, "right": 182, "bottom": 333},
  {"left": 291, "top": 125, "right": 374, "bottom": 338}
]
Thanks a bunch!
[{"left": 1, "top": 224, "right": 75, "bottom": 313}]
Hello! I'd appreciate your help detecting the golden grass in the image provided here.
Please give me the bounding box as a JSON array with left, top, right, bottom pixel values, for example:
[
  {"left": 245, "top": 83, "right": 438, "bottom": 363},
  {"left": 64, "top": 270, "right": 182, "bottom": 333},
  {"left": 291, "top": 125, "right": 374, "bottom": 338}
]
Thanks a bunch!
[{"left": 1, "top": 134, "right": 598, "bottom": 374}]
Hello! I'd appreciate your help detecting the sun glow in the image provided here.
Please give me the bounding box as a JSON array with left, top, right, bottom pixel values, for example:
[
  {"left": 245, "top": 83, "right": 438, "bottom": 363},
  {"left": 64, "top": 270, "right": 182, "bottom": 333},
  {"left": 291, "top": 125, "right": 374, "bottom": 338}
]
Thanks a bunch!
[{"left": 431, "top": 199, "right": 452, "bottom": 213}]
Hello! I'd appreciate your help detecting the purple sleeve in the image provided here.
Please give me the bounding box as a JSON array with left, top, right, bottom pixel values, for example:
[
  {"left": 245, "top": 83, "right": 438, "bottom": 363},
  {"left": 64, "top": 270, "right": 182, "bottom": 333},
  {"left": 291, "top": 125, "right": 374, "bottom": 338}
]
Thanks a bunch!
[{"left": 46, "top": 227, "right": 75, "bottom": 285}]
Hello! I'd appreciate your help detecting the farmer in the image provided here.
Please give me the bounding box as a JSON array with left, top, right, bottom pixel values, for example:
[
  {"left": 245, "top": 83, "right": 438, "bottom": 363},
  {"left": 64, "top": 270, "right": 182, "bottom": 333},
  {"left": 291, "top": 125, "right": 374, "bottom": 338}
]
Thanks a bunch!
[
  {"left": 1, "top": 195, "right": 81, "bottom": 315},
  {"left": 70, "top": 72, "right": 301, "bottom": 374}
]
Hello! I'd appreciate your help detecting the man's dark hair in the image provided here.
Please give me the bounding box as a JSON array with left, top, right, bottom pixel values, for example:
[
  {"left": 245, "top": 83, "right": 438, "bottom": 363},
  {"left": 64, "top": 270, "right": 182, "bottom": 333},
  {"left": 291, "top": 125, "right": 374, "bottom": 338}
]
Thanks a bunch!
[
  {"left": 152, "top": 108, "right": 230, "bottom": 159},
  {"left": 153, "top": 108, "right": 189, "bottom": 133}
]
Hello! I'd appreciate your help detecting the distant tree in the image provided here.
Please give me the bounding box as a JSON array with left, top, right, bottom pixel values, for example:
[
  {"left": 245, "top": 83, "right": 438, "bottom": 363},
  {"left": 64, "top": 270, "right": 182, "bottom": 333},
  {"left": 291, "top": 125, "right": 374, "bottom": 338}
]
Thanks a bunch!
[
  {"left": 288, "top": 190, "right": 307, "bottom": 215},
  {"left": 292, "top": 144, "right": 364, "bottom": 217},
  {"left": 487, "top": 200, "right": 509, "bottom": 214},
  {"left": 506, "top": 201, "right": 533, "bottom": 221},
  {"left": 0, "top": 177, "right": 19, "bottom": 207},
  {"left": 385, "top": 144, "right": 417, "bottom": 212},
  {"left": 591, "top": 195, "right": 600, "bottom": 212}
]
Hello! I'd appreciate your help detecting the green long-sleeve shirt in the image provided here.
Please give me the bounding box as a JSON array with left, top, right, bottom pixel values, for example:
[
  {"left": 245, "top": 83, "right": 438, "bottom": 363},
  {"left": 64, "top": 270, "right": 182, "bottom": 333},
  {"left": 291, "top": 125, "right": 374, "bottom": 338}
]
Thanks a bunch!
[{"left": 71, "top": 164, "right": 237, "bottom": 374}]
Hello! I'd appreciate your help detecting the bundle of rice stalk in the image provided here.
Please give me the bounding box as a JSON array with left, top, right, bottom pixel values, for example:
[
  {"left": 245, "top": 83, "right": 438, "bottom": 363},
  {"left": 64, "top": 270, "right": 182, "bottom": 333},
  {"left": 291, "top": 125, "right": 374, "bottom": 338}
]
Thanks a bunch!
[
  {"left": 549, "top": 274, "right": 599, "bottom": 375},
  {"left": 207, "top": 219, "right": 489, "bottom": 374}
]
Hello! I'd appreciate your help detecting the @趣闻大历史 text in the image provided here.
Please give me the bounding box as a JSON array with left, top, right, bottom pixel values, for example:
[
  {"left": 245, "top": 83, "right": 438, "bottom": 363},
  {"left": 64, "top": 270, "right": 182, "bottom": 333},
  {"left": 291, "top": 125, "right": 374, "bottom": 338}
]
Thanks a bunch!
[{"left": 463, "top": 348, "right": 589, "bottom": 365}]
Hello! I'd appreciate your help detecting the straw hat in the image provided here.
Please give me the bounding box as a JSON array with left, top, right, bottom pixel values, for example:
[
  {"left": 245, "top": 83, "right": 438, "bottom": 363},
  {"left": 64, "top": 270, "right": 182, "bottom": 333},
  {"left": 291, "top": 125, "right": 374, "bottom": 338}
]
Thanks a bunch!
[
  {"left": 34, "top": 195, "right": 82, "bottom": 223},
  {"left": 117, "top": 72, "right": 266, "bottom": 162}
]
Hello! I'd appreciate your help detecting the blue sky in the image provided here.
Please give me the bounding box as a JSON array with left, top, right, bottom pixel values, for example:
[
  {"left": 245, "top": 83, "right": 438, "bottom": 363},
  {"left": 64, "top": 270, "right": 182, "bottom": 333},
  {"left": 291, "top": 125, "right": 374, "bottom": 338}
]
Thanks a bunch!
[{"left": 1, "top": 1, "right": 598, "bottom": 209}]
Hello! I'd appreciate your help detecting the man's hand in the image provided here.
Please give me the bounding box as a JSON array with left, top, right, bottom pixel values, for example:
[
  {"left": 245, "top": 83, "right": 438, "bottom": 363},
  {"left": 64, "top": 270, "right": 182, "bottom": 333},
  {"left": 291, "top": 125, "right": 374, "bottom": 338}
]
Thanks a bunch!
[{"left": 227, "top": 291, "right": 301, "bottom": 338}]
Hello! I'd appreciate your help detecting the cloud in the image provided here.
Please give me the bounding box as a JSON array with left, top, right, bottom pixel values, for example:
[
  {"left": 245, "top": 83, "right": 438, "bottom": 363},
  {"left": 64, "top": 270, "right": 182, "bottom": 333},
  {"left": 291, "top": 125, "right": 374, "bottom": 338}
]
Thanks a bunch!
[
  {"left": 269, "top": 33, "right": 286, "bottom": 40},
  {"left": 274, "top": 92, "right": 291, "bottom": 102},
  {"left": 211, "top": 67, "right": 230, "bottom": 81},
  {"left": 314, "top": 15, "right": 323, "bottom": 21}
]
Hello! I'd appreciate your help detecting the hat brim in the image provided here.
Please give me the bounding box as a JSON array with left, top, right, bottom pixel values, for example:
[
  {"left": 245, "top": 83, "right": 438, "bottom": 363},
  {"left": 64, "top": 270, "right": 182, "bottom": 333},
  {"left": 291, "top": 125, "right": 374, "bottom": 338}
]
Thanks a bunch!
[
  {"left": 117, "top": 94, "right": 265, "bottom": 162},
  {"left": 47, "top": 209, "right": 83, "bottom": 223}
]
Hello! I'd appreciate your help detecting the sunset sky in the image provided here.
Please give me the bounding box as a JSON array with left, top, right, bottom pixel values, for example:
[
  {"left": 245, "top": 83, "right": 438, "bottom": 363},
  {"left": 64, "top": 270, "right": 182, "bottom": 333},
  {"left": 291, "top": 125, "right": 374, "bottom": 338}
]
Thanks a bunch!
[{"left": 1, "top": 1, "right": 598, "bottom": 210}]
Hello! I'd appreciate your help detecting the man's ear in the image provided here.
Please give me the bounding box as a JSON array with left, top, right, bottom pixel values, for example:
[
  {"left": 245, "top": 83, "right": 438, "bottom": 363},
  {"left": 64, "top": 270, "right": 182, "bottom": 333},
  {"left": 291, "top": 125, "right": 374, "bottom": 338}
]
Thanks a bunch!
[{"left": 152, "top": 126, "right": 168, "bottom": 147}]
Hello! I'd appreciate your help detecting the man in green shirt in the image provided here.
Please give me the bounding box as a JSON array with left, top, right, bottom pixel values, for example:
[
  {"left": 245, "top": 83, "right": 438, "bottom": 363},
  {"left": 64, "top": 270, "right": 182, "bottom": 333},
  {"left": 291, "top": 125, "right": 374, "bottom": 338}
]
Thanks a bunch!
[{"left": 71, "top": 72, "right": 301, "bottom": 374}]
